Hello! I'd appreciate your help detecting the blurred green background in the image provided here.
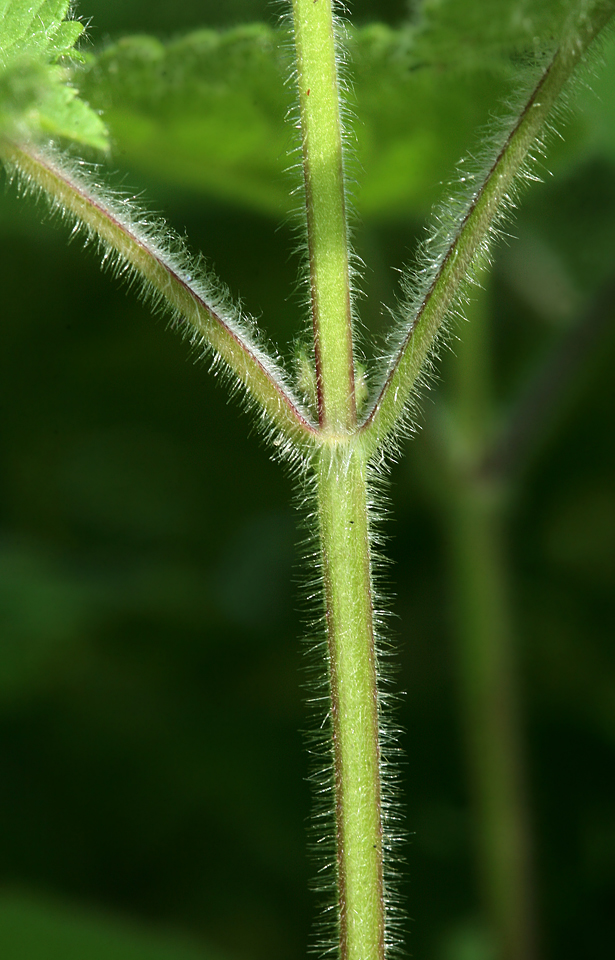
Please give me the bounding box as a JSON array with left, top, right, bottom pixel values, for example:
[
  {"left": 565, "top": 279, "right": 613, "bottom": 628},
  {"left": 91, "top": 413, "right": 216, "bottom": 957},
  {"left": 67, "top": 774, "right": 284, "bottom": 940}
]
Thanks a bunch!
[{"left": 0, "top": 2, "right": 614, "bottom": 959}]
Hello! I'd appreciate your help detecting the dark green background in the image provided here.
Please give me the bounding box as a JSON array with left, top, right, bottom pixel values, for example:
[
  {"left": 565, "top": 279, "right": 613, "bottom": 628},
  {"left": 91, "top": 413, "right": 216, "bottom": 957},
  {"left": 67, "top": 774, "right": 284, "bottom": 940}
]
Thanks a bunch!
[{"left": 0, "top": 2, "right": 614, "bottom": 959}]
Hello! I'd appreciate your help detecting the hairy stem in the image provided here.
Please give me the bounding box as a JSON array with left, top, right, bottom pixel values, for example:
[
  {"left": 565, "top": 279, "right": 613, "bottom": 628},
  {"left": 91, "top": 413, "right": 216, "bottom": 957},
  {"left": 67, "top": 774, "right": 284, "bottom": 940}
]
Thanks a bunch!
[
  {"left": 0, "top": 139, "right": 317, "bottom": 448},
  {"left": 317, "top": 442, "right": 383, "bottom": 960},
  {"left": 292, "top": 0, "right": 356, "bottom": 431},
  {"left": 292, "top": 2, "right": 385, "bottom": 958},
  {"left": 5, "top": 6, "right": 614, "bottom": 960},
  {"left": 361, "top": 0, "right": 615, "bottom": 455}
]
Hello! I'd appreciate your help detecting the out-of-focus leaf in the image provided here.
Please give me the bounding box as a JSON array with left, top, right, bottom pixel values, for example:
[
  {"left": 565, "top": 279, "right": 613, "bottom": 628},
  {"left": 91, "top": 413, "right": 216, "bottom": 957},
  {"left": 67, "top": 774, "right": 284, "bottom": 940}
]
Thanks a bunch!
[
  {"left": 76, "top": 4, "right": 615, "bottom": 219},
  {"left": 414, "top": 0, "right": 587, "bottom": 69},
  {"left": 0, "top": 0, "right": 108, "bottom": 148},
  {"left": 0, "top": 893, "right": 225, "bottom": 960},
  {"left": 76, "top": 22, "right": 512, "bottom": 218},
  {"left": 77, "top": 25, "right": 294, "bottom": 215},
  {"left": 348, "top": 23, "right": 512, "bottom": 219},
  {"left": 559, "top": 34, "right": 615, "bottom": 168}
]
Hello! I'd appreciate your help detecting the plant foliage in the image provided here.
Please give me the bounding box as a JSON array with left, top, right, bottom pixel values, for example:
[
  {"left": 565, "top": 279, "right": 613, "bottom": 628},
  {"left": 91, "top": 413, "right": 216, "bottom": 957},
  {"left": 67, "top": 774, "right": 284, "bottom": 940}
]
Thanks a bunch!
[
  {"left": 1, "top": 2, "right": 614, "bottom": 960},
  {"left": 0, "top": 0, "right": 107, "bottom": 148}
]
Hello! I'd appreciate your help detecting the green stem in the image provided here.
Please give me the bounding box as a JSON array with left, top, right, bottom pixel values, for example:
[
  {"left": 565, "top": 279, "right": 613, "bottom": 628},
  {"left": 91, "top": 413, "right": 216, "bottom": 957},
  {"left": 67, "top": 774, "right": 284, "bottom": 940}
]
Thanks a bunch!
[
  {"left": 292, "top": 0, "right": 356, "bottom": 432},
  {"left": 439, "top": 286, "right": 537, "bottom": 960},
  {"left": 6, "top": 7, "right": 614, "bottom": 960},
  {"left": 0, "top": 139, "right": 318, "bottom": 449},
  {"left": 316, "top": 441, "right": 384, "bottom": 960},
  {"left": 450, "top": 490, "right": 536, "bottom": 960},
  {"left": 361, "top": 0, "right": 615, "bottom": 456},
  {"left": 292, "top": 3, "right": 385, "bottom": 958}
]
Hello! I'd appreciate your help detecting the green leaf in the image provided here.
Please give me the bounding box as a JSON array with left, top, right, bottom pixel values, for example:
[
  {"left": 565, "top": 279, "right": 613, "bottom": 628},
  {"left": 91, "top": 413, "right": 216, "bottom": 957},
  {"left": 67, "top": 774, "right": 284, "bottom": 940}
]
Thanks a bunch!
[
  {"left": 76, "top": 5, "right": 612, "bottom": 220},
  {"left": 73, "top": 0, "right": 615, "bottom": 220},
  {"left": 413, "top": 0, "right": 587, "bottom": 69},
  {"left": 348, "top": 22, "right": 513, "bottom": 219},
  {"left": 0, "top": 893, "right": 225, "bottom": 960},
  {"left": 77, "top": 24, "right": 294, "bottom": 215},
  {"left": 75, "top": 22, "right": 514, "bottom": 218},
  {"left": 0, "top": 0, "right": 108, "bottom": 149}
]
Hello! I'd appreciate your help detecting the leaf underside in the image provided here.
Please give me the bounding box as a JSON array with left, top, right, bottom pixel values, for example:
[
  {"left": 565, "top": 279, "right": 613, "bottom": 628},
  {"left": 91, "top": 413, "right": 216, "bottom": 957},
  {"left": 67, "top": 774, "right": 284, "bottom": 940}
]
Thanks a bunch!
[{"left": 70, "top": 0, "right": 615, "bottom": 218}]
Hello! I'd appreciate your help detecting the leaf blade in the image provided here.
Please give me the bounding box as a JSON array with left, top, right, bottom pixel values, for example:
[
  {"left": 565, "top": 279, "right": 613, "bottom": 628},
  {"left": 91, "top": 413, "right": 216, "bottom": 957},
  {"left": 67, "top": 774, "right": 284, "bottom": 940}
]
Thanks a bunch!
[{"left": 0, "top": 0, "right": 107, "bottom": 149}]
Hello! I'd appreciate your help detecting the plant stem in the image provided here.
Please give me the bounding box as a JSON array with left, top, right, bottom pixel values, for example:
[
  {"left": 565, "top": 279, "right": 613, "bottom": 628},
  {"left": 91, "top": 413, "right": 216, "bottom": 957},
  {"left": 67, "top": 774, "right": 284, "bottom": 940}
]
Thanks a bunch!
[
  {"left": 449, "top": 273, "right": 615, "bottom": 960},
  {"left": 449, "top": 486, "right": 536, "bottom": 960},
  {"left": 438, "top": 286, "right": 537, "bottom": 960},
  {"left": 317, "top": 442, "right": 384, "bottom": 960},
  {"left": 0, "top": 139, "right": 317, "bottom": 449},
  {"left": 5, "top": 6, "right": 615, "bottom": 960},
  {"left": 292, "top": 3, "right": 385, "bottom": 958},
  {"left": 292, "top": 0, "right": 356, "bottom": 432},
  {"left": 361, "top": 0, "right": 615, "bottom": 455}
]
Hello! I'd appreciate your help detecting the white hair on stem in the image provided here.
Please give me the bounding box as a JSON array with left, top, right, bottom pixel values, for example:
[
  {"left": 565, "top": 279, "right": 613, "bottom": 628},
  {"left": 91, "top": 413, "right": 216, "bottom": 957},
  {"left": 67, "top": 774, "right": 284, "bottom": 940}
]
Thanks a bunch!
[
  {"left": 359, "top": 1, "right": 615, "bottom": 468},
  {"left": 2, "top": 5, "right": 614, "bottom": 960},
  {"left": 0, "top": 139, "right": 319, "bottom": 471}
]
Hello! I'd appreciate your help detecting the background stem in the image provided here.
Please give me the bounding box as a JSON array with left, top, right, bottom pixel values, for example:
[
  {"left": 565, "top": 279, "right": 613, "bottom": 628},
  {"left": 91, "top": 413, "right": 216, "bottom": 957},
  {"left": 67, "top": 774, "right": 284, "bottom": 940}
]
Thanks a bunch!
[
  {"left": 439, "top": 285, "right": 537, "bottom": 960},
  {"left": 448, "top": 486, "right": 536, "bottom": 960}
]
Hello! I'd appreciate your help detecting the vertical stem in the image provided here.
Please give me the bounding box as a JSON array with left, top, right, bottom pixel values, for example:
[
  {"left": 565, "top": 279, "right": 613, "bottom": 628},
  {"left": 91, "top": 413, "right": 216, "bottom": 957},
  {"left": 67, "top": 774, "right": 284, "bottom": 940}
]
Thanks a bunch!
[
  {"left": 444, "top": 286, "right": 537, "bottom": 960},
  {"left": 291, "top": 4, "right": 384, "bottom": 957},
  {"left": 317, "top": 443, "right": 384, "bottom": 960},
  {"left": 449, "top": 484, "right": 536, "bottom": 960},
  {"left": 292, "top": 0, "right": 356, "bottom": 431}
]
